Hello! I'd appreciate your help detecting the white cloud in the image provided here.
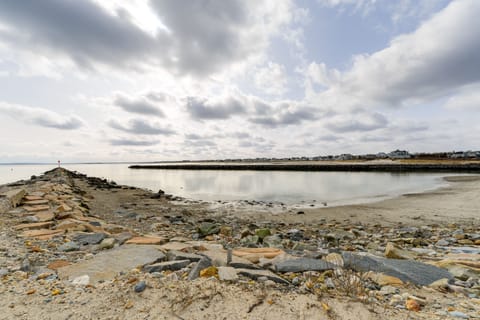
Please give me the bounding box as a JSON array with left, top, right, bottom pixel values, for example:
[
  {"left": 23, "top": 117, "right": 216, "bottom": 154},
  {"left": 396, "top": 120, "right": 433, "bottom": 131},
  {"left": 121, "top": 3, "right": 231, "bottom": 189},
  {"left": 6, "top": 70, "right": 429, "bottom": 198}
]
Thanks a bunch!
[
  {"left": 254, "top": 62, "right": 288, "bottom": 96},
  {"left": 308, "top": 0, "right": 480, "bottom": 111},
  {"left": 0, "top": 102, "right": 84, "bottom": 130}
]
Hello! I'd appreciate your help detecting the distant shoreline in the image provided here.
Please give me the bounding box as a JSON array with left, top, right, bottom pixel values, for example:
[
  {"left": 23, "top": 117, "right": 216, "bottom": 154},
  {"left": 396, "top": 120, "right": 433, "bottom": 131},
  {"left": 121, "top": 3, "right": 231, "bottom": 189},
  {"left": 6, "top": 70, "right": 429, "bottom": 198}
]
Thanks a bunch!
[{"left": 129, "top": 161, "right": 480, "bottom": 173}]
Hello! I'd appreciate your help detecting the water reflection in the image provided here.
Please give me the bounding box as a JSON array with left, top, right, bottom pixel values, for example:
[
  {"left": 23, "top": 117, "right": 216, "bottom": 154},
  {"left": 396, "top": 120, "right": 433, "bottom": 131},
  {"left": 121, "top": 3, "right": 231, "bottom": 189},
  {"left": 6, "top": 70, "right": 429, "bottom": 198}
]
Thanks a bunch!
[{"left": 0, "top": 163, "right": 450, "bottom": 206}]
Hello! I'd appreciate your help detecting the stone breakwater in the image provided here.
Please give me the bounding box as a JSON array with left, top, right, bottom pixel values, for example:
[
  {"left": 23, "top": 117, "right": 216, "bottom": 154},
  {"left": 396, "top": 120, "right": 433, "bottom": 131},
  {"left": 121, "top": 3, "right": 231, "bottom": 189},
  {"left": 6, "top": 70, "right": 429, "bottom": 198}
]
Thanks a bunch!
[{"left": 0, "top": 167, "right": 479, "bottom": 319}]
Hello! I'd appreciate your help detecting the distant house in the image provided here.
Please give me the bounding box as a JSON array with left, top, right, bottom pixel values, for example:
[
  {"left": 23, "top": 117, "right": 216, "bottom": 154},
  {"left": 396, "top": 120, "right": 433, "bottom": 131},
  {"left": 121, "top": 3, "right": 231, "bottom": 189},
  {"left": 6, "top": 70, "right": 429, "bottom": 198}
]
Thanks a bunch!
[
  {"left": 376, "top": 152, "right": 388, "bottom": 159},
  {"left": 388, "top": 150, "right": 411, "bottom": 159},
  {"left": 336, "top": 154, "right": 354, "bottom": 160}
]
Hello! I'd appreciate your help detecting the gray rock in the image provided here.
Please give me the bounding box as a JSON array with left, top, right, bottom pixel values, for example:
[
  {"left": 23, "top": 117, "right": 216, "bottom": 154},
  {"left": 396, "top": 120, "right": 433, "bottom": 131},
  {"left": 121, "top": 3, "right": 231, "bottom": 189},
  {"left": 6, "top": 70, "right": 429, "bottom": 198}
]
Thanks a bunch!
[
  {"left": 134, "top": 281, "right": 146, "bottom": 293},
  {"left": 274, "top": 258, "right": 335, "bottom": 273},
  {"left": 435, "top": 239, "right": 450, "bottom": 246},
  {"left": 0, "top": 268, "right": 9, "bottom": 277},
  {"left": 144, "top": 260, "right": 190, "bottom": 273},
  {"left": 114, "top": 232, "right": 133, "bottom": 245},
  {"left": 73, "top": 233, "right": 106, "bottom": 245},
  {"left": 57, "top": 245, "right": 166, "bottom": 283},
  {"left": 240, "top": 235, "right": 259, "bottom": 246},
  {"left": 287, "top": 229, "right": 303, "bottom": 241},
  {"left": 218, "top": 267, "right": 238, "bottom": 281},
  {"left": 236, "top": 268, "right": 289, "bottom": 284},
  {"left": 20, "top": 257, "right": 31, "bottom": 272},
  {"left": 167, "top": 250, "right": 203, "bottom": 262},
  {"left": 188, "top": 257, "right": 212, "bottom": 280},
  {"left": 58, "top": 241, "right": 80, "bottom": 252},
  {"left": 342, "top": 252, "right": 453, "bottom": 286}
]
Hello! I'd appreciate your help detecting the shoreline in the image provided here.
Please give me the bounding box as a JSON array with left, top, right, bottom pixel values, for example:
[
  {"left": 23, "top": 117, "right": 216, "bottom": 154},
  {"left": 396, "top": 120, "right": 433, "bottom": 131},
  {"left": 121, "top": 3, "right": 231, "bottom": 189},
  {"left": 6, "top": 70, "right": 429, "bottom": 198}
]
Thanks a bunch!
[{"left": 129, "top": 160, "right": 480, "bottom": 173}]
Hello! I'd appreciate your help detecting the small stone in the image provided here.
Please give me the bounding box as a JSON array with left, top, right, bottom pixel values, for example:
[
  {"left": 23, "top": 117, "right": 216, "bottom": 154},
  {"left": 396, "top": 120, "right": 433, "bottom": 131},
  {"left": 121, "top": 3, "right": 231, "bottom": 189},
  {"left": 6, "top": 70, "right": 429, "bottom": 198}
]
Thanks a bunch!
[
  {"left": 98, "top": 238, "right": 115, "bottom": 250},
  {"left": 58, "top": 241, "right": 80, "bottom": 252},
  {"left": 379, "top": 285, "right": 399, "bottom": 295},
  {"left": 72, "top": 275, "right": 90, "bottom": 286},
  {"left": 217, "top": 267, "right": 238, "bottom": 281},
  {"left": 188, "top": 257, "right": 212, "bottom": 281},
  {"left": 405, "top": 298, "right": 421, "bottom": 311},
  {"left": 240, "top": 235, "right": 259, "bottom": 246},
  {"left": 0, "top": 268, "right": 9, "bottom": 277},
  {"left": 134, "top": 281, "right": 146, "bottom": 293}
]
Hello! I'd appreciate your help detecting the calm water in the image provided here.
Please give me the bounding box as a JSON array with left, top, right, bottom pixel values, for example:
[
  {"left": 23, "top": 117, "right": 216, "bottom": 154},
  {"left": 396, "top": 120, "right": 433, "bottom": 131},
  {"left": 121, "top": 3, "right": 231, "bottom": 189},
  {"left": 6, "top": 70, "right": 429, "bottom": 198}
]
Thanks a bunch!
[{"left": 0, "top": 163, "right": 451, "bottom": 206}]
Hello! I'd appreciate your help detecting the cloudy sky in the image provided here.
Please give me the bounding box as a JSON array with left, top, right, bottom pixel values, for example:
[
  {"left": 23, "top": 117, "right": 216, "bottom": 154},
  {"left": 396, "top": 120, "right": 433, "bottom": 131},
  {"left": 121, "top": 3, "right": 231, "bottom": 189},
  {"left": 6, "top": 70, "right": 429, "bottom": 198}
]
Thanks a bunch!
[{"left": 0, "top": 0, "right": 479, "bottom": 163}]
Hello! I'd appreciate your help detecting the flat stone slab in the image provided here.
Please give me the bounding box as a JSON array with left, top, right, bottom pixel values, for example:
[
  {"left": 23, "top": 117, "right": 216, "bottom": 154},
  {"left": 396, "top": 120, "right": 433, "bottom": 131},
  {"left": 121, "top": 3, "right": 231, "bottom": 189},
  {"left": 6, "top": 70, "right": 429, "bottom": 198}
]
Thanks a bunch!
[
  {"left": 200, "top": 250, "right": 255, "bottom": 269},
  {"left": 21, "top": 229, "right": 64, "bottom": 239},
  {"left": 233, "top": 247, "right": 285, "bottom": 259},
  {"left": 167, "top": 250, "right": 203, "bottom": 262},
  {"left": 23, "top": 200, "right": 49, "bottom": 205},
  {"left": 125, "top": 236, "right": 168, "bottom": 245},
  {"left": 57, "top": 245, "right": 165, "bottom": 283},
  {"left": 34, "top": 211, "right": 55, "bottom": 222},
  {"left": 13, "top": 221, "right": 55, "bottom": 230},
  {"left": 235, "top": 268, "right": 289, "bottom": 284},
  {"left": 160, "top": 241, "right": 195, "bottom": 251},
  {"left": 274, "top": 258, "right": 336, "bottom": 273},
  {"left": 25, "top": 195, "right": 44, "bottom": 201},
  {"left": 143, "top": 260, "right": 190, "bottom": 273},
  {"left": 342, "top": 252, "right": 453, "bottom": 286},
  {"left": 24, "top": 205, "right": 50, "bottom": 212}
]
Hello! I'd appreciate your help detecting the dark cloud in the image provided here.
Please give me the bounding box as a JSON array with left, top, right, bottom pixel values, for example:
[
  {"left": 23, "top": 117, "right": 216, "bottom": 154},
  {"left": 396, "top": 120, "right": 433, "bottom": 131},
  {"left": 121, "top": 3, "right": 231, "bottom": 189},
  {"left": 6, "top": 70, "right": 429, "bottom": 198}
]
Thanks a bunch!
[
  {"left": 186, "top": 96, "right": 246, "bottom": 120},
  {"left": 108, "top": 119, "right": 175, "bottom": 135},
  {"left": 109, "top": 138, "right": 158, "bottom": 146},
  {"left": 0, "top": 0, "right": 291, "bottom": 76},
  {"left": 0, "top": 102, "right": 84, "bottom": 130},
  {"left": 114, "top": 94, "right": 165, "bottom": 116},
  {"left": 0, "top": 0, "right": 158, "bottom": 69}
]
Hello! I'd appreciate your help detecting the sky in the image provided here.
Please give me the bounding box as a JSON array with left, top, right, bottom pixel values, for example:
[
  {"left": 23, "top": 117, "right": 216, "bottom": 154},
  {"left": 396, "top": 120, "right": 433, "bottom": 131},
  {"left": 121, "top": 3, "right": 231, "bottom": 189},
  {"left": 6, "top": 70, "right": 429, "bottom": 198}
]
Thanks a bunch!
[{"left": 0, "top": 0, "right": 479, "bottom": 163}]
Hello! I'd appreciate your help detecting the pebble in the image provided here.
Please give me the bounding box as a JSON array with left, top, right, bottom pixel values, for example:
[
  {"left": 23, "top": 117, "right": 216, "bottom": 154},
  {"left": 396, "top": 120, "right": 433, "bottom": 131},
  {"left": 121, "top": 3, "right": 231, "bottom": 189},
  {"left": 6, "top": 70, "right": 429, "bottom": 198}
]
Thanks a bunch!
[
  {"left": 134, "top": 281, "right": 147, "bottom": 293},
  {"left": 58, "top": 241, "right": 80, "bottom": 252}
]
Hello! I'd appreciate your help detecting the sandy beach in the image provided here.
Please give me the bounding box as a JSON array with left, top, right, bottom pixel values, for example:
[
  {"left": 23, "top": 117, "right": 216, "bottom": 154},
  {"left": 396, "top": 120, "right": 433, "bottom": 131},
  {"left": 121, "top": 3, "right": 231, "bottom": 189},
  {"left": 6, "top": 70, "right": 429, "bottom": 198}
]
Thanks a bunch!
[{"left": 0, "top": 168, "right": 479, "bottom": 319}]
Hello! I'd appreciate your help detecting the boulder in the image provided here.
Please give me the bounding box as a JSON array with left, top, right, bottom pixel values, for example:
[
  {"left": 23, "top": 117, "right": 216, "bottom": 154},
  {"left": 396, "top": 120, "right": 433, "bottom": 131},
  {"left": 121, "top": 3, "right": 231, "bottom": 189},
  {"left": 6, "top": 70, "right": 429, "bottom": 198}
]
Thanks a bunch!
[{"left": 3, "top": 189, "right": 26, "bottom": 208}]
